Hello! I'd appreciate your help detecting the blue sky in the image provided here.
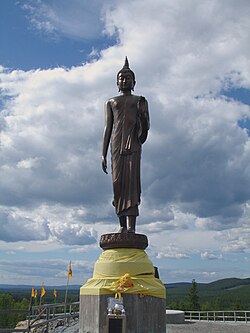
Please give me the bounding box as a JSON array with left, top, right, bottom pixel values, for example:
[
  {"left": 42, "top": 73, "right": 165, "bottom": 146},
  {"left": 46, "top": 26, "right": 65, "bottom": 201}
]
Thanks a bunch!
[
  {"left": 0, "top": 0, "right": 250, "bottom": 287},
  {"left": 0, "top": 0, "right": 115, "bottom": 70}
]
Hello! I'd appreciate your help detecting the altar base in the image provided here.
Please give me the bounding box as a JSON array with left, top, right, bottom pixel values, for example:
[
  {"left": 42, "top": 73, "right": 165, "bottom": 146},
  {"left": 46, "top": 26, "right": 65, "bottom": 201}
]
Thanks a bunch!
[
  {"left": 79, "top": 246, "right": 166, "bottom": 333},
  {"left": 79, "top": 294, "right": 166, "bottom": 333}
]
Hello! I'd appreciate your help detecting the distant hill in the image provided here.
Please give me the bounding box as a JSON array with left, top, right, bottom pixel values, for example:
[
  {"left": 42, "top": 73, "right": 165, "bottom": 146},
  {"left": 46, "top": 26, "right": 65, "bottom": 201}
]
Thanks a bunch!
[
  {"left": 0, "top": 284, "right": 81, "bottom": 304},
  {"left": 1, "top": 277, "right": 250, "bottom": 291},
  {"left": 0, "top": 284, "right": 81, "bottom": 290},
  {"left": 165, "top": 277, "right": 250, "bottom": 290},
  {"left": 1, "top": 277, "right": 250, "bottom": 309},
  {"left": 205, "top": 277, "right": 250, "bottom": 290},
  {"left": 165, "top": 277, "right": 250, "bottom": 309}
]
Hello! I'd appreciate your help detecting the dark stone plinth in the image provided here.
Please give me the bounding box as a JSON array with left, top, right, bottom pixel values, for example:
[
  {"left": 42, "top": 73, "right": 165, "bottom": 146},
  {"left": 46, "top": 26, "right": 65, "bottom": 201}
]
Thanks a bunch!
[
  {"left": 79, "top": 294, "right": 166, "bottom": 333},
  {"left": 100, "top": 233, "right": 148, "bottom": 250}
]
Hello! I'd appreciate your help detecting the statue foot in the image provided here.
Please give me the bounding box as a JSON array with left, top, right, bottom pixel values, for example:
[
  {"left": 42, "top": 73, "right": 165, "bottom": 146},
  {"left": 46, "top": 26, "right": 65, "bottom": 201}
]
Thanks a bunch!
[{"left": 119, "top": 226, "right": 128, "bottom": 233}]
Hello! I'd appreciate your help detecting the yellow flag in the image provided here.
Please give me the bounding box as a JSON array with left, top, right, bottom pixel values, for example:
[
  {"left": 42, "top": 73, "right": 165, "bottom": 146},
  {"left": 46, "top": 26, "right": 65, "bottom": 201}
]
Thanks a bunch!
[
  {"left": 68, "top": 261, "right": 72, "bottom": 279},
  {"left": 53, "top": 288, "right": 57, "bottom": 298},
  {"left": 41, "top": 283, "right": 46, "bottom": 298},
  {"left": 34, "top": 290, "right": 37, "bottom": 298},
  {"left": 31, "top": 288, "right": 35, "bottom": 298}
]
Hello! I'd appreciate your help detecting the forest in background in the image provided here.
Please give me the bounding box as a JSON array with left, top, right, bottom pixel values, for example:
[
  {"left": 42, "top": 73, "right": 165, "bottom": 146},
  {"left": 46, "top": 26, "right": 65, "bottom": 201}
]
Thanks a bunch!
[
  {"left": 0, "top": 277, "right": 250, "bottom": 328},
  {"left": 166, "top": 277, "right": 250, "bottom": 310}
]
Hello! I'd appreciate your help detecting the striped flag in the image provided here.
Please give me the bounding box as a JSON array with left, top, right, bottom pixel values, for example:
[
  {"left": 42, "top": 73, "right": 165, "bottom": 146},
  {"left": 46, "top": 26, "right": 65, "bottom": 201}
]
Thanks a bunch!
[
  {"left": 41, "top": 283, "right": 46, "bottom": 298},
  {"left": 31, "top": 288, "right": 36, "bottom": 298},
  {"left": 68, "top": 261, "right": 72, "bottom": 279}
]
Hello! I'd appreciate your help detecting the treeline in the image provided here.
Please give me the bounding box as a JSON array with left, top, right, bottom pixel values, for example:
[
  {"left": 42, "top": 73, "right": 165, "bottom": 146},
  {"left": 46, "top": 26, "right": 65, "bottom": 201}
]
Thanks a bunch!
[
  {"left": 0, "top": 293, "right": 29, "bottom": 328},
  {"left": 0, "top": 288, "right": 79, "bottom": 305},
  {"left": 167, "top": 279, "right": 250, "bottom": 311},
  {"left": 168, "top": 295, "right": 247, "bottom": 311},
  {"left": 0, "top": 289, "right": 79, "bottom": 329}
]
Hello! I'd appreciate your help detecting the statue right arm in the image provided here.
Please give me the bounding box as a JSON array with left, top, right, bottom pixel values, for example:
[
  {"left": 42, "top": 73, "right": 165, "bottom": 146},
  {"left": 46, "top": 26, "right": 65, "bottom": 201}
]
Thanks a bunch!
[
  {"left": 138, "top": 96, "right": 150, "bottom": 144},
  {"left": 102, "top": 100, "right": 113, "bottom": 174}
]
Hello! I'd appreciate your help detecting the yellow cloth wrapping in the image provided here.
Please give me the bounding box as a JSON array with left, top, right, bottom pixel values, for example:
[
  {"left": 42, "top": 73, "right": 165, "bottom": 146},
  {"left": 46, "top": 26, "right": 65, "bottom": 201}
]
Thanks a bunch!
[{"left": 80, "top": 248, "right": 166, "bottom": 299}]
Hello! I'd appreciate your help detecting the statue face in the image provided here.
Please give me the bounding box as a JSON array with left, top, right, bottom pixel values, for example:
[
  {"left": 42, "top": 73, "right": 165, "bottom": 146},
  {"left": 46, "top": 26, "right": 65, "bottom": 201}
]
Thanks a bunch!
[{"left": 117, "top": 72, "right": 135, "bottom": 92}]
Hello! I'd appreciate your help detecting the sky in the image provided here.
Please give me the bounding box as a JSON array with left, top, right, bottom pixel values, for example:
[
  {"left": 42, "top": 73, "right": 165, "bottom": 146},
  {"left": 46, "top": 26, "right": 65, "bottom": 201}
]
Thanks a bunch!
[{"left": 0, "top": 0, "right": 250, "bottom": 288}]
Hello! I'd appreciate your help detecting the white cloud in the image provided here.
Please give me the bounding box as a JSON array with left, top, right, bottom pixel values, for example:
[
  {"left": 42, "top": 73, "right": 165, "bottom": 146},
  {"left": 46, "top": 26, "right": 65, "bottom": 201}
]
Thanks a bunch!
[
  {"left": 16, "top": 157, "right": 42, "bottom": 169},
  {"left": 154, "top": 244, "right": 190, "bottom": 260},
  {"left": 157, "top": 252, "right": 190, "bottom": 260},
  {"left": 0, "top": 66, "right": 108, "bottom": 208},
  {"left": 201, "top": 271, "right": 217, "bottom": 278},
  {"left": 1, "top": 0, "right": 250, "bottom": 283},
  {"left": 201, "top": 251, "right": 223, "bottom": 260},
  {"left": 49, "top": 222, "right": 97, "bottom": 246},
  {"left": 0, "top": 210, "right": 49, "bottom": 242},
  {"left": 0, "top": 205, "right": 98, "bottom": 245},
  {"left": 20, "top": 0, "right": 112, "bottom": 40}
]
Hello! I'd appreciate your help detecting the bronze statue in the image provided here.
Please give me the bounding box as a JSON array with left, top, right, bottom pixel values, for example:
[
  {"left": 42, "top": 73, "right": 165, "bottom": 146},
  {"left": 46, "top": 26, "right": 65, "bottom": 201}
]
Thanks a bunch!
[{"left": 102, "top": 58, "right": 150, "bottom": 233}]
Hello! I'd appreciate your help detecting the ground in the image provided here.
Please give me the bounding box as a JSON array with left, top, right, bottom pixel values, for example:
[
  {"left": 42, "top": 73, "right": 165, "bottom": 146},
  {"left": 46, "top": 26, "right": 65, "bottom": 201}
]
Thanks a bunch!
[{"left": 57, "top": 319, "right": 250, "bottom": 333}]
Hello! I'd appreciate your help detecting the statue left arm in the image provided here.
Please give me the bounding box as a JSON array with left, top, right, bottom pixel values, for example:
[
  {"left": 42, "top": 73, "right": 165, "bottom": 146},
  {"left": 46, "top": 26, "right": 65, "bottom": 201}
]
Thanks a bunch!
[{"left": 138, "top": 96, "right": 150, "bottom": 144}]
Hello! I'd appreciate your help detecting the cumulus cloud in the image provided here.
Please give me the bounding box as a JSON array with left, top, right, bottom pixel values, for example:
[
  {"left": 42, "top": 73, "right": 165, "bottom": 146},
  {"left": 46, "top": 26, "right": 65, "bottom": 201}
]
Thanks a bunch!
[
  {"left": 201, "top": 251, "right": 223, "bottom": 260},
  {"left": 102, "top": 0, "right": 250, "bottom": 231},
  {"left": 213, "top": 203, "right": 250, "bottom": 253},
  {"left": 0, "top": 66, "right": 108, "bottom": 208},
  {"left": 0, "top": 206, "right": 97, "bottom": 245},
  {"left": 154, "top": 244, "right": 190, "bottom": 260},
  {"left": 0, "top": 0, "right": 250, "bottom": 263},
  {"left": 0, "top": 209, "right": 49, "bottom": 242},
  {"left": 20, "top": 0, "right": 113, "bottom": 40},
  {"left": 49, "top": 222, "right": 97, "bottom": 246},
  {"left": 201, "top": 271, "right": 217, "bottom": 278}
]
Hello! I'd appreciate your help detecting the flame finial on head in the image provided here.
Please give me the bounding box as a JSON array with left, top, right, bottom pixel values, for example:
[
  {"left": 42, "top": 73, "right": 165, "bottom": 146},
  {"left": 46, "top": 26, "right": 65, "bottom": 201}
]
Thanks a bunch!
[
  {"left": 123, "top": 56, "right": 129, "bottom": 69},
  {"left": 117, "top": 57, "right": 136, "bottom": 89}
]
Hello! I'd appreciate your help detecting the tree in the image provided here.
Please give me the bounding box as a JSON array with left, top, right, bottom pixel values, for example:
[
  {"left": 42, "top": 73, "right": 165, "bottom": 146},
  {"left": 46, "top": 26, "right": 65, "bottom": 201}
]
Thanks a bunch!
[
  {"left": 0, "top": 293, "right": 29, "bottom": 329},
  {"left": 231, "top": 298, "right": 243, "bottom": 310},
  {"left": 188, "top": 279, "right": 200, "bottom": 310}
]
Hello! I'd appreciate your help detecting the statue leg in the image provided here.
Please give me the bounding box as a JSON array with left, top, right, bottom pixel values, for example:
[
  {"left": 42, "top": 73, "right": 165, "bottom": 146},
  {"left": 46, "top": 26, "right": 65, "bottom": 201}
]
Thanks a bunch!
[
  {"left": 128, "top": 216, "right": 136, "bottom": 233},
  {"left": 119, "top": 216, "right": 127, "bottom": 233}
]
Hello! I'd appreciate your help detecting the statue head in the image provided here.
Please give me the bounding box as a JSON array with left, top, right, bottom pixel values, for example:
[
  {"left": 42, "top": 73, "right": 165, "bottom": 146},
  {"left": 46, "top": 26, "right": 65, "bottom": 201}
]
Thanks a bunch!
[{"left": 117, "top": 57, "right": 136, "bottom": 92}]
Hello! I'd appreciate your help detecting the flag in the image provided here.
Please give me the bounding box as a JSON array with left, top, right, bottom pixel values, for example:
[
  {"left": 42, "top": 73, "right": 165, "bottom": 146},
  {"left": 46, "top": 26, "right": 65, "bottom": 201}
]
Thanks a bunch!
[
  {"left": 41, "top": 283, "right": 46, "bottom": 298},
  {"left": 53, "top": 288, "right": 57, "bottom": 298},
  {"left": 34, "top": 290, "right": 37, "bottom": 298},
  {"left": 31, "top": 288, "right": 36, "bottom": 298},
  {"left": 68, "top": 261, "right": 72, "bottom": 279}
]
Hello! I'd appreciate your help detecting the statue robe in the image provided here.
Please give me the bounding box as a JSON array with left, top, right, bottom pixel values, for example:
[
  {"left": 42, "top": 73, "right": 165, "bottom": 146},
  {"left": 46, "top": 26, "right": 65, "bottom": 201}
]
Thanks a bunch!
[{"left": 107, "top": 94, "right": 149, "bottom": 217}]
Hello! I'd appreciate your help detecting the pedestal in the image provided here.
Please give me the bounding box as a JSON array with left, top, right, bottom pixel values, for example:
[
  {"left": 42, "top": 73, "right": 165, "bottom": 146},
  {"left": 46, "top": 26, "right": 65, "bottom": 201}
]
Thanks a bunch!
[
  {"left": 79, "top": 233, "right": 166, "bottom": 333},
  {"left": 80, "top": 294, "right": 166, "bottom": 333}
]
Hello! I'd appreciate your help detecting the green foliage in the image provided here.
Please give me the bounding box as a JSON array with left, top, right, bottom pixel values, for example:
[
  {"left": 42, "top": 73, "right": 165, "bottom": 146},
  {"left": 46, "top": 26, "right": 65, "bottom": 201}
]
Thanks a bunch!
[
  {"left": 0, "top": 288, "right": 79, "bottom": 329},
  {"left": 188, "top": 279, "right": 200, "bottom": 310},
  {"left": 0, "top": 293, "right": 29, "bottom": 329},
  {"left": 0, "top": 290, "right": 78, "bottom": 329},
  {"left": 166, "top": 277, "right": 250, "bottom": 311}
]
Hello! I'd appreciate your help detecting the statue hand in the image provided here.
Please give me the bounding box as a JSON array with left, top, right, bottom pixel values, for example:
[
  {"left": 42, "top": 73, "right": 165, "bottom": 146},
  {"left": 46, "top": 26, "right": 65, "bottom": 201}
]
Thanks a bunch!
[
  {"left": 102, "top": 156, "right": 108, "bottom": 174},
  {"left": 138, "top": 96, "right": 147, "bottom": 116}
]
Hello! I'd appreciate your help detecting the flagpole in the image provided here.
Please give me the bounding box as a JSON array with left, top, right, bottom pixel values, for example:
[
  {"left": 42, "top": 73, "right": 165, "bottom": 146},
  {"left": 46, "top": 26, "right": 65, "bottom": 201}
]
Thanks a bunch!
[
  {"left": 64, "top": 276, "right": 69, "bottom": 305},
  {"left": 64, "top": 272, "right": 70, "bottom": 322},
  {"left": 65, "top": 261, "right": 72, "bottom": 305},
  {"left": 29, "top": 288, "right": 34, "bottom": 311}
]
